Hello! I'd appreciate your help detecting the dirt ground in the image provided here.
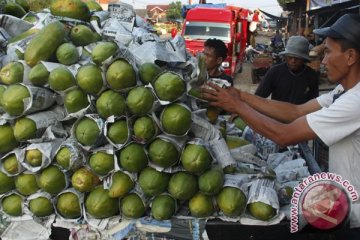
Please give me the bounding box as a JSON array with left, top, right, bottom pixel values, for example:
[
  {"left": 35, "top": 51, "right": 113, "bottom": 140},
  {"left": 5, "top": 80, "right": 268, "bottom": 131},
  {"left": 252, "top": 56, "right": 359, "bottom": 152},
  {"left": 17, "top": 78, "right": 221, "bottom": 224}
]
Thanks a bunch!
[{"left": 233, "top": 31, "right": 274, "bottom": 93}]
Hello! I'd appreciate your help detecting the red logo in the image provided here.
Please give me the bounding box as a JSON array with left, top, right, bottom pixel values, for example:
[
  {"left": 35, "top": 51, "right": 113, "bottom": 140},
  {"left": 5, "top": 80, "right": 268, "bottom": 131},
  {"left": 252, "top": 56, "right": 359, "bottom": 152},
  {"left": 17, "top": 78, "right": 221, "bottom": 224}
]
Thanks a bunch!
[{"left": 301, "top": 183, "right": 350, "bottom": 230}]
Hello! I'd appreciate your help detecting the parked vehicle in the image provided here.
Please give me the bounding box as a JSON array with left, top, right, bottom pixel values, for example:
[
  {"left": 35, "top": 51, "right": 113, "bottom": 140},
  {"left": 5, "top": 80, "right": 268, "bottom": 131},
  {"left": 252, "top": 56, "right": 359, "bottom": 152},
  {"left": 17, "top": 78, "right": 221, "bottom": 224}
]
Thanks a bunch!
[{"left": 180, "top": 5, "right": 250, "bottom": 77}]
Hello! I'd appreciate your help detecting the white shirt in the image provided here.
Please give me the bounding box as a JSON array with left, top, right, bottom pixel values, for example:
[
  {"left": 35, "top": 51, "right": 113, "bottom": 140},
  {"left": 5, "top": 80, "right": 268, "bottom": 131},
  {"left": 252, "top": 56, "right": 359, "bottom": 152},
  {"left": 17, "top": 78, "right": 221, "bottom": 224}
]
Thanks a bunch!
[{"left": 307, "top": 82, "right": 360, "bottom": 228}]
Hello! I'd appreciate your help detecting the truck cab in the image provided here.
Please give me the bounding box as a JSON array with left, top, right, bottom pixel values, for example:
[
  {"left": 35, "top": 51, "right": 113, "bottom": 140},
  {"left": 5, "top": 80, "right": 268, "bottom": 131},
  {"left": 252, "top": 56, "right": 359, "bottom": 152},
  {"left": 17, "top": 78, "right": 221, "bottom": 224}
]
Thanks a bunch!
[{"left": 181, "top": 6, "right": 249, "bottom": 77}]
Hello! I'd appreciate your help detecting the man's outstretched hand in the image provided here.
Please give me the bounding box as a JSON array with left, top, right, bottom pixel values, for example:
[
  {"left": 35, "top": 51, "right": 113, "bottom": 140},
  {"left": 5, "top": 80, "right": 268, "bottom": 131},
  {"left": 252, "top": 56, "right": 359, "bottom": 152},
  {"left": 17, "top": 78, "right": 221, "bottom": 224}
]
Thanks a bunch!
[{"left": 201, "top": 82, "right": 243, "bottom": 114}]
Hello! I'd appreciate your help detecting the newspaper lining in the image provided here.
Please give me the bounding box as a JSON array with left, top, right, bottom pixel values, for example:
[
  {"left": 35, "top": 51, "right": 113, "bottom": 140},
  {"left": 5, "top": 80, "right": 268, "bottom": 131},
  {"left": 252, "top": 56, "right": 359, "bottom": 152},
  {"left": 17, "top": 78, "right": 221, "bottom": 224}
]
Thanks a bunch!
[{"left": 209, "top": 138, "right": 236, "bottom": 169}]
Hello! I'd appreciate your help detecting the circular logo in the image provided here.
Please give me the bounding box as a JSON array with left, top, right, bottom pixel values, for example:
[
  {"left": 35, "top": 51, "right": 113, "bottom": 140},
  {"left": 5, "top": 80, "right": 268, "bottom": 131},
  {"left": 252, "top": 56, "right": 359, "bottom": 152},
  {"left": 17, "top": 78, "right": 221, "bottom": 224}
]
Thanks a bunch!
[{"left": 301, "top": 182, "right": 350, "bottom": 230}]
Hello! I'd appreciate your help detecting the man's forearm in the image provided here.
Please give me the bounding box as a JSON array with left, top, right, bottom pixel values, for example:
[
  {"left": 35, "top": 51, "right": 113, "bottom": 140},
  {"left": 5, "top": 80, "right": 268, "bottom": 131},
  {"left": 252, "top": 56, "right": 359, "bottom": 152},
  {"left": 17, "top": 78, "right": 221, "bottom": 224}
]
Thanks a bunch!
[
  {"left": 233, "top": 101, "right": 316, "bottom": 147},
  {"left": 240, "top": 91, "right": 303, "bottom": 123}
]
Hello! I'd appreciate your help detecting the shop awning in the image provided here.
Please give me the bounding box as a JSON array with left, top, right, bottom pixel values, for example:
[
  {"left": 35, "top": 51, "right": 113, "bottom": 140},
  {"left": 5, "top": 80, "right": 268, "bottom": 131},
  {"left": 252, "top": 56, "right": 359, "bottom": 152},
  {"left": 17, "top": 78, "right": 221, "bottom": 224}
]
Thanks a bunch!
[
  {"left": 258, "top": 9, "right": 287, "bottom": 21},
  {"left": 306, "top": 1, "right": 359, "bottom": 16}
]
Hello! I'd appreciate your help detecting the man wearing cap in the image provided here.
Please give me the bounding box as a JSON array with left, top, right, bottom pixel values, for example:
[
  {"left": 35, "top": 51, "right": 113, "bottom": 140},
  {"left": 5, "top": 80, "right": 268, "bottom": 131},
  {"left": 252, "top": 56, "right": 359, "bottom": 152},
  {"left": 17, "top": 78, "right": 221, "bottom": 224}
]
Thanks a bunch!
[
  {"left": 255, "top": 35, "right": 319, "bottom": 104},
  {"left": 202, "top": 13, "right": 360, "bottom": 238}
]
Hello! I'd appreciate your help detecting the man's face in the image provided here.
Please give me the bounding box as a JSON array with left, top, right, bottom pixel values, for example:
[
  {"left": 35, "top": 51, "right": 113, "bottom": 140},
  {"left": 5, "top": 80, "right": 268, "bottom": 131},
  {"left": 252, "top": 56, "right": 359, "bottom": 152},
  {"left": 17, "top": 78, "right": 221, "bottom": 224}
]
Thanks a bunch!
[
  {"left": 322, "top": 38, "right": 348, "bottom": 83},
  {"left": 285, "top": 55, "right": 305, "bottom": 72},
  {"left": 204, "top": 46, "right": 221, "bottom": 71}
]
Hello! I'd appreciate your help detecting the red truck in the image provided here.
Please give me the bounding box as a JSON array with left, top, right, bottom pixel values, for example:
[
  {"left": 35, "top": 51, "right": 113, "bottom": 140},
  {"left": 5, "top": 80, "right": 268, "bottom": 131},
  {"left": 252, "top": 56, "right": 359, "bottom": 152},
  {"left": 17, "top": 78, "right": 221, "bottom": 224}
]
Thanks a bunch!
[{"left": 180, "top": 6, "right": 250, "bottom": 77}]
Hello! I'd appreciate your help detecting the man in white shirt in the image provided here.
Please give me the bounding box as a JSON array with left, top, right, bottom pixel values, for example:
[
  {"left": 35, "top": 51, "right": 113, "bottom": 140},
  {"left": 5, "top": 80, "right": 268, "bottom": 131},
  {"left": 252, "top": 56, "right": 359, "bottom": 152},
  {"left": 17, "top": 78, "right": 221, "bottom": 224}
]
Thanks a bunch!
[{"left": 202, "top": 13, "right": 360, "bottom": 238}]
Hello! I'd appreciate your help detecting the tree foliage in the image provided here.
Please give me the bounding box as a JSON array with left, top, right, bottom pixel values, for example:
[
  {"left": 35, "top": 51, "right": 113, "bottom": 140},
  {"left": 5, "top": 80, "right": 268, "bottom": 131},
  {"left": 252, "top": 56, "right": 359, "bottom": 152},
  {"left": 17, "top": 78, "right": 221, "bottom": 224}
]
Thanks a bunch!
[
  {"left": 277, "top": 0, "right": 294, "bottom": 8},
  {"left": 166, "top": 1, "right": 182, "bottom": 21}
]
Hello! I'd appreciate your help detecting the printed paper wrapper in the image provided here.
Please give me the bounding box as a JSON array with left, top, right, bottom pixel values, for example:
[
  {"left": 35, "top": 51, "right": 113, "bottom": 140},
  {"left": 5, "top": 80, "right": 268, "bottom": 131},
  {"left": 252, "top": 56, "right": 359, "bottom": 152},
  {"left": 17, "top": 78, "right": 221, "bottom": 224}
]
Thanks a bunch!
[
  {"left": 25, "top": 192, "right": 56, "bottom": 225},
  {"left": 187, "top": 53, "right": 207, "bottom": 95},
  {"left": 20, "top": 106, "right": 67, "bottom": 142},
  {"left": 70, "top": 114, "right": 107, "bottom": 151},
  {"left": 0, "top": 149, "right": 25, "bottom": 177},
  {"left": 28, "top": 125, "right": 68, "bottom": 144},
  {"left": 267, "top": 151, "right": 294, "bottom": 169},
  {"left": 132, "top": 28, "right": 160, "bottom": 45},
  {"left": 151, "top": 71, "right": 186, "bottom": 106},
  {"left": 146, "top": 134, "right": 187, "bottom": 172},
  {"left": 119, "top": 184, "right": 150, "bottom": 220},
  {"left": 0, "top": 219, "right": 51, "bottom": 240},
  {"left": 90, "top": 11, "right": 110, "bottom": 33},
  {"left": 216, "top": 174, "right": 250, "bottom": 222},
  {"left": 208, "top": 138, "right": 236, "bottom": 169},
  {"left": 243, "top": 179, "right": 281, "bottom": 225},
  {"left": 180, "top": 138, "right": 214, "bottom": 171},
  {"left": 129, "top": 114, "right": 159, "bottom": 145},
  {"left": 275, "top": 166, "right": 310, "bottom": 183},
  {"left": 21, "top": 140, "right": 63, "bottom": 173},
  {"left": 53, "top": 188, "right": 84, "bottom": 223},
  {"left": 84, "top": 214, "right": 121, "bottom": 232},
  {"left": 103, "top": 170, "right": 137, "bottom": 192},
  {"left": 0, "top": 191, "right": 32, "bottom": 222},
  {"left": 1, "top": 84, "right": 57, "bottom": 120},
  {"left": 190, "top": 109, "right": 221, "bottom": 142},
  {"left": 230, "top": 145, "right": 267, "bottom": 167},
  {"left": 107, "top": 2, "right": 135, "bottom": 32},
  {"left": 40, "top": 61, "right": 82, "bottom": 93},
  {"left": 84, "top": 41, "right": 119, "bottom": 66},
  {"left": 103, "top": 54, "right": 140, "bottom": 93},
  {"left": 83, "top": 187, "right": 121, "bottom": 231},
  {"left": 0, "top": 14, "right": 33, "bottom": 43},
  {"left": 242, "top": 126, "right": 279, "bottom": 160},
  {"left": 52, "top": 138, "right": 87, "bottom": 172},
  {"left": 131, "top": 35, "right": 187, "bottom": 65},
  {"left": 153, "top": 103, "right": 192, "bottom": 138},
  {"left": 104, "top": 116, "right": 131, "bottom": 149},
  {"left": 223, "top": 174, "right": 252, "bottom": 194},
  {"left": 16, "top": 60, "right": 31, "bottom": 84},
  {"left": 149, "top": 193, "right": 179, "bottom": 219},
  {"left": 87, "top": 144, "right": 117, "bottom": 179},
  {"left": 61, "top": 94, "right": 95, "bottom": 122},
  {"left": 275, "top": 158, "right": 306, "bottom": 172}
]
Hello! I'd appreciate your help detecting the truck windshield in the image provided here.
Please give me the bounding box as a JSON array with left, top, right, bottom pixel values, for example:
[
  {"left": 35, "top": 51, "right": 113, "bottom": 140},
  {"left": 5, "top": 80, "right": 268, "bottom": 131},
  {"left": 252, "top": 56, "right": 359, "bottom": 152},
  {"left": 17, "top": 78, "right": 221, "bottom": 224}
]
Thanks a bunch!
[{"left": 183, "top": 22, "right": 230, "bottom": 42}]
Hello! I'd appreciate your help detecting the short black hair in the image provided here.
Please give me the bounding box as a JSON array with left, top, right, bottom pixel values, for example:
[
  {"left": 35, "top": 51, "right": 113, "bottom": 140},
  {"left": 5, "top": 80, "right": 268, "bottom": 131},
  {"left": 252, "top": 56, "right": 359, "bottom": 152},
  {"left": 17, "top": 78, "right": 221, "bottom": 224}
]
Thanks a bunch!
[
  {"left": 333, "top": 38, "right": 360, "bottom": 54},
  {"left": 204, "top": 38, "right": 228, "bottom": 60}
]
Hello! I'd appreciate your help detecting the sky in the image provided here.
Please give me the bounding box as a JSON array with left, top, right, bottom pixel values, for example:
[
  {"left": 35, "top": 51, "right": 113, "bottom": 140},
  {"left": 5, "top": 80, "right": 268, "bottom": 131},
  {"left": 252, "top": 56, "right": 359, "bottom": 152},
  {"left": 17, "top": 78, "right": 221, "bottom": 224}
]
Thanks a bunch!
[{"left": 120, "top": 0, "right": 283, "bottom": 16}]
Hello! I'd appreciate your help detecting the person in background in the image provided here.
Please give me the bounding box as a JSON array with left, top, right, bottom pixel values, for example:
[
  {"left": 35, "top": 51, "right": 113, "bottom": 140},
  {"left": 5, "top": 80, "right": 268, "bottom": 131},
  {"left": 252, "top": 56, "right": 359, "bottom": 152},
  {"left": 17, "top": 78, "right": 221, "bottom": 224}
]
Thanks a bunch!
[
  {"left": 247, "top": 10, "right": 261, "bottom": 47},
  {"left": 307, "top": 32, "right": 316, "bottom": 50},
  {"left": 255, "top": 35, "right": 319, "bottom": 104},
  {"left": 202, "top": 14, "right": 360, "bottom": 239},
  {"left": 252, "top": 9, "right": 262, "bottom": 31},
  {"left": 271, "top": 29, "right": 283, "bottom": 47},
  {"left": 252, "top": 9, "right": 260, "bottom": 22},
  {"left": 203, "top": 38, "right": 233, "bottom": 85}
]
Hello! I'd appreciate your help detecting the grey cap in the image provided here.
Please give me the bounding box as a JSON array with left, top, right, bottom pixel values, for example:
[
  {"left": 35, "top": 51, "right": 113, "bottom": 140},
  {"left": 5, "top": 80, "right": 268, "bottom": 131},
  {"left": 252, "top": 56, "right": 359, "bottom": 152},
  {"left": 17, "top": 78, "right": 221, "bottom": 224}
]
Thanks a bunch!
[
  {"left": 280, "top": 36, "right": 310, "bottom": 61},
  {"left": 313, "top": 13, "right": 360, "bottom": 49}
]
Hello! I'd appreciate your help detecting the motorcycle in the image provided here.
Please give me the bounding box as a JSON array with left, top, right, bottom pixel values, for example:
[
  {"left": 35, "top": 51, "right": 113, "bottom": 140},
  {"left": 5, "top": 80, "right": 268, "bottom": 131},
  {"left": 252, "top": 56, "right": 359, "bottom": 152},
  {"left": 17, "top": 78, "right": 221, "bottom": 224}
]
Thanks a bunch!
[{"left": 245, "top": 43, "right": 269, "bottom": 63}]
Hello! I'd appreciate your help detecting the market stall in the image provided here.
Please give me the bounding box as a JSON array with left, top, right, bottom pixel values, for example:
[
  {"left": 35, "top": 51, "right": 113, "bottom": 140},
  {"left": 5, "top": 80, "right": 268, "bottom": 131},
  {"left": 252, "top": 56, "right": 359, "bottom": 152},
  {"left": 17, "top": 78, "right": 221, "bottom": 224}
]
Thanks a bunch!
[{"left": 0, "top": 1, "right": 326, "bottom": 240}]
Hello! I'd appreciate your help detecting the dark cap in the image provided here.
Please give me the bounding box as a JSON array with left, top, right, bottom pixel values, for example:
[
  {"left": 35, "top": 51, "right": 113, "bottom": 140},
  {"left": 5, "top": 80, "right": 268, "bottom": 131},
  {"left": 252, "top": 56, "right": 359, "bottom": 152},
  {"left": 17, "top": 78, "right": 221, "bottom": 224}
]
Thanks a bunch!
[{"left": 313, "top": 14, "right": 360, "bottom": 48}]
